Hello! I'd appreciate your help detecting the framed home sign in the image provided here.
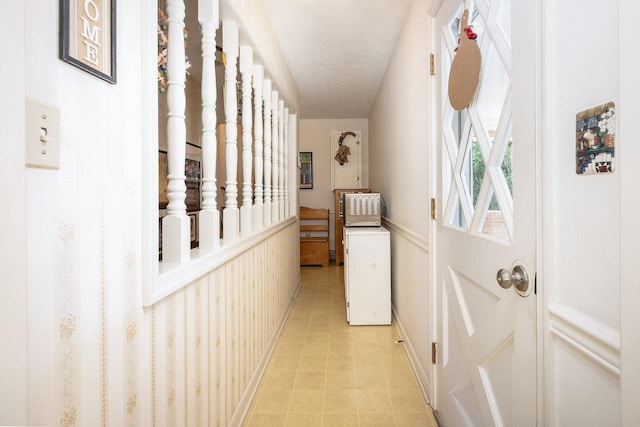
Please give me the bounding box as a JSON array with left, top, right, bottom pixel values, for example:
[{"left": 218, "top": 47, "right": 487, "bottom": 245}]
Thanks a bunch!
[{"left": 60, "top": 0, "right": 117, "bottom": 84}]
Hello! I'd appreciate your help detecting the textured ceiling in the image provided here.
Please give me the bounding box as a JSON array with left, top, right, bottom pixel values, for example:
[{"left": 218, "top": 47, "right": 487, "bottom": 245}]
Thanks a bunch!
[{"left": 262, "top": 0, "right": 412, "bottom": 119}]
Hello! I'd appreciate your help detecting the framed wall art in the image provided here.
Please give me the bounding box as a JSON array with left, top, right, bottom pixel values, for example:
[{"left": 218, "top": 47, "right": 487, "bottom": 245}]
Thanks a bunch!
[
  {"left": 299, "top": 152, "right": 313, "bottom": 189},
  {"left": 60, "top": 0, "right": 117, "bottom": 84},
  {"left": 576, "top": 102, "right": 615, "bottom": 174}
]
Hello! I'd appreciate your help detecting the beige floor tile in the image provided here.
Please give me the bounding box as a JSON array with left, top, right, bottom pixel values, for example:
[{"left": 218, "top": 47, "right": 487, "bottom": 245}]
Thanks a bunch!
[
  {"left": 302, "top": 341, "right": 329, "bottom": 357},
  {"left": 316, "top": 287, "right": 334, "bottom": 296},
  {"left": 325, "top": 369, "right": 357, "bottom": 389},
  {"left": 284, "top": 412, "right": 323, "bottom": 427},
  {"left": 283, "top": 322, "right": 310, "bottom": 332},
  {"left": 328, "top": 342, "right": 353, "bottom": 356},
  {"left": 275, "top": 342, "right": 304, "bottom": 357},
  {"left": 294, "top": 301, "right": 315, "bottom": 309},
  {"left": 380, "top": 347, "right": 412, "bottom": 365},
  {"left": 308, "top": 322, "right": 332, "bottom": 333},
  {"left": 289, "top": 311, "right": 311, "bottom": 321},
  {"left": 306, "top": 331, "right": 330, "bottom": 344},
  {"left": 381, "top": 360, "right": 413, "bottom": 375},
  {"left": 359, "top": 412, "right": 397, "bottom": 426},
  {"left": 330, "top": 313, "right": 345, "bottom": 320},
  {"left": 260, "top": 369, "right": 297, "bottom": 390},
  {"left": 327, "top": 356, "right": 354, "bottom": 371},
  {"left": 322, "top": 412, "right": 359, "bottom": 427},
  {"left": 295, "top": 371, "right": 326, "bottom": 389},
  {"left": 394, "top": 412, "right": 439, "bottom": 427},
  {"left": 311, "top": 311, "right": 332, "bottom": 320},
  {"left": 323, "top": 388, "right": 358, "bottom": 412},
  {"left": 289, "top": 389, "right": 325, "bottom": 413},
  {"left": 330, "top": 323, "right": 353, "bottom": 334},
  {"left": 252, "top": 389, "right": 293, "bottom": 412},
  {"left": 356, "top": 388, "right": 393, "bottom": 413},
  {"left": 298, "top": 356, "right": 328, "bottom": 372},
  {"left": 268, "top": 356, "right": 300, "bottom": 372},
  {"left": 329, "top": 331, "right": 352, "bottom": 342},
  {"left": 351, "top": 327, "right": 380, "bottom": 344},
  {"left": 247, "top": 265, "right": 438, "bottom": 427},
  {"left": 388, "top": 388, "right": 429, "bottom": 413},
  {"left": 353, "top": 342, "right": 379, "bottom": 357},
  {"left": 278, "top": 327, "right": 309, "bottom": 340},
  {"left": 353, "top": 354, "right": 383, "bottom": 372},
  {"left": 355, "top": 369, "right": 388, "bottom": 389},
  {"left": 384, "top": 368, "right": 419, "bottom": 389},
  {"left": 243, "top": 412, "right": 287, "bottom": 427}
]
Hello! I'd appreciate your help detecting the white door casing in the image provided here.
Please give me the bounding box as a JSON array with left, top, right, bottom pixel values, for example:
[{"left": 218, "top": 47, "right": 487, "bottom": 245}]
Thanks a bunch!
[{"left": 433, "top": 0, "right": 537, "bottom": 425}]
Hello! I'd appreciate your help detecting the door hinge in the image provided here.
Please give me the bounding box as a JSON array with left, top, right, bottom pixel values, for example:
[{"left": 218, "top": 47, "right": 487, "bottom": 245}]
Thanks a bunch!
[
  {"left": 432, "top": 342, "right": 437, "bottom": 364},
  {"left": 347, "top": 302, "right": 350, "bottom": 308},
  {"left": 429, "top": 53, "right": 435, "bottom": 76},
  {"left": 431, "top": 198, "right": 436, "bottom": 220}
]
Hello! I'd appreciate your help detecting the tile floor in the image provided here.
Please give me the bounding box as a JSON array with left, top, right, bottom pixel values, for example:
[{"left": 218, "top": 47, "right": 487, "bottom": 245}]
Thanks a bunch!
[{"left": 244, "top": 264, "right": 438, "bottom": 427}]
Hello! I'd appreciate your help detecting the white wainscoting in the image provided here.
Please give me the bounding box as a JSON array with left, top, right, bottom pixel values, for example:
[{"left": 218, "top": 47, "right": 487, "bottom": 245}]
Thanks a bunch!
[
  {"left": 150, "top": 221, "right": 299, "bottom": 425},
  {"left": 383, "top": 217, "right": 432, "bottom": 405}
]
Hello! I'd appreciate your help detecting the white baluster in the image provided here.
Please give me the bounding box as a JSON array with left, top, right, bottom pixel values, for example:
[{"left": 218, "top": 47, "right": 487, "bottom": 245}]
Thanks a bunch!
[
  {"left": 284, "top": 108, "right": 290, "bottom": 218},
  {"left": 263, "top": 79, "right": 272, "bottom": 226},
  {"left": 239, "top": 46, "right": 253, "bottom": 237},
  {"left": 278, "top": 100, "right": 285, "bottom": 220},
  {"left": 162, "top": 0, "right": 190, "bottom": 263},
  {"left": 271, "top": 90, "right": 279, "bottom": 222},
  {"left": 223, "top": 21, "right": 239, "bottom": 242},
  {"left": 198, "top": 0, "right": 220, "bottom": 251},
  {"left": 252, "top": 65, "right": 264, "bottom": 230}
]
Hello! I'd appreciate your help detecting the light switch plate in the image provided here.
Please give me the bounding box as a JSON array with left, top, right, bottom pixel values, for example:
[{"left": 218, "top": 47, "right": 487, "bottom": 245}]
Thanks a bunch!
[{"left": 26, "top": 98, "right": 60, "bottom": 169}]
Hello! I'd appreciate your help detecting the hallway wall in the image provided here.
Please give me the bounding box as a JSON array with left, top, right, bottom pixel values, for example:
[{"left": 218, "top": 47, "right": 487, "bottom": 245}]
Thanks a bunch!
[
  {"left": 299, "top": 118, "right": 370, "bottom": 209},
  {"left": 1, "top": 0, "right": 300, "bottom": 425},
  {"left": 368, "top": 0, "right": 433, "bottom": 396},
  {"left": 299, "top": 118, "right": 369, "bottom": 253},
  {"left": 0, "top": 2, "right": 27, "bottom": 421}
]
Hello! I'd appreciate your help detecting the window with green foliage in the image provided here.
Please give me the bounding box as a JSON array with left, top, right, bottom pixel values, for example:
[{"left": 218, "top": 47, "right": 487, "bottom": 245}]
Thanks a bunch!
[{"left": 472, "top": 140, "right": 512, "bottom": 210}]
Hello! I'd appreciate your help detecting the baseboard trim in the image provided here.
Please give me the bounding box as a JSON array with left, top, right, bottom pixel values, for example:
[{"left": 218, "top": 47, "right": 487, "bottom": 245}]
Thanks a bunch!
[{"left": 392, "top": 305, "right": 432, "bottom": 405}]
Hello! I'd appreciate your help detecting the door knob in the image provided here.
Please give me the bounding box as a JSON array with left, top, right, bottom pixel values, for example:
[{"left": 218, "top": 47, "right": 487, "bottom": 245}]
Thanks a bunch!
[{"left": 496, "top": 265, "right": 530, "bottom": 296}]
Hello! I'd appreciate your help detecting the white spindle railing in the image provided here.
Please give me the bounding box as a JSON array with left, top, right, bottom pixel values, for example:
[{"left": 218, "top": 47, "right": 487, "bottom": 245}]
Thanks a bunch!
[
  {"left": 271, "top": 91, "right": 279, "bottom": 222},
  {"left": 239, "top": 46, "right": 253, "bottom": 237},
  {"left": 263, "top": 79, "right": 272, "bottom": 226},
  {"left": 158, "top": 3, "right": 297, "bottom": 269},
  {"left": 162, "top": 0, "right": 190, "bottom": 263},
  {"left": 198, "top": 0, "right": 220, "bottom": 251},
  {"left": 252, "top": 65, "right": 264, "bottom": 230},
  {"left": 278, "top": 100, "right": 285, "bottom": 220},
  {"left": 284, "top": 108, "right": 290, "bottom": 217},
  {"left": 222, "top": 21, "right": 239, "bottom": 242}
]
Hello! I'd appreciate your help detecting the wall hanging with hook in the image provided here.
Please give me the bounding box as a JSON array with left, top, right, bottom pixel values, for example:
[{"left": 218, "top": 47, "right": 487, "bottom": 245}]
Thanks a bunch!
[
  {"left": 448, "top": 1, "right": 482, "bottom": 110},
  {"left": 335, "top": 131, "right": 357, "bottom": 165}
]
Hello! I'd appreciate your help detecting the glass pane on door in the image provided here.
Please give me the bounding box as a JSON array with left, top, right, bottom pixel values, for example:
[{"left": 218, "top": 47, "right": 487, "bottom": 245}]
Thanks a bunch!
[{"left": 442, "top": 0, "right": 513, "bottom": 242}]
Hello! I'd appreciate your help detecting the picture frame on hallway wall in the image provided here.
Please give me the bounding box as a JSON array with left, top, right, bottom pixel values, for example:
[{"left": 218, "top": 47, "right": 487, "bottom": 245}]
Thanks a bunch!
[
  {"left": 300, "top": 152, "right": 313, "bottom": 189},
  {"left": 59, "top": 0, "right": 117, "bottom": 84}
]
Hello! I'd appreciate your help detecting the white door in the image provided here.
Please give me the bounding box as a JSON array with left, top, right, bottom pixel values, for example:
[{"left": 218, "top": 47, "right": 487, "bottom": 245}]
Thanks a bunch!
[{"left": 433, "top": 0, "right": 537, "bottom": 425}]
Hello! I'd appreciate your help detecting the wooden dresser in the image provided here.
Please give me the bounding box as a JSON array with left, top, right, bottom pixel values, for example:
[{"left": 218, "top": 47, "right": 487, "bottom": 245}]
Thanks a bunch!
[{"left": 334, "top": 188, "right": 369, "bottom": 265}]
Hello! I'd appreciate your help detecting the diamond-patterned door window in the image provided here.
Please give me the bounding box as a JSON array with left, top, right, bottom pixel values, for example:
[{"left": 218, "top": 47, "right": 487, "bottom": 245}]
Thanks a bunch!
[{"left": 442, "top": 0, "right": 513, "bottom": 242}]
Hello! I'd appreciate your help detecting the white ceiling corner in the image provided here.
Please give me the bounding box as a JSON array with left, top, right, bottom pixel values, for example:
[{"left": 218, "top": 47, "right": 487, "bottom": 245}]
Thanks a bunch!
[{"left": 262, "top": 0, "right": 412, "bottom": 119}]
